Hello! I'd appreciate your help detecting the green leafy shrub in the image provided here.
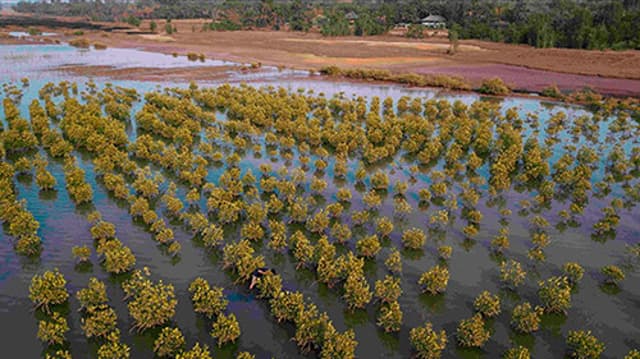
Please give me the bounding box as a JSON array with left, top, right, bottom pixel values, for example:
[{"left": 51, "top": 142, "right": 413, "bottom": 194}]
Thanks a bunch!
[
  {"left": 188, "top": 277, "right": 228, "bottom": 318},
  {"left": 154, "top": 327, "right": 186, "bottom": 357},
  {"left": 377, "top": 301, "right": 403, "bottom": 333},
  {"left": 374, "top": 275, "right": 402, "bottom": 304},
  {"left": 504, "top": 345, "right": 530, "bottom": 359},
  {"left": 210, "top": 313, "right": 241, "bottom": 347},
  {"left": 601, "top": 265, "right": 625, "bottom": 284},
  {"left": 500, "top": 260, "right": 526, "bottom": 289},
  {"left": 29, "top": 269, "right": 69, "bottom": 313},
  {"left": 385, "top": 249, "right": 403, "bottom": 274},
  {"left": 402, "top": 228, "right": 427, "bottom": 249},
  {"left": 478, "top": 77, "right": 510, "bottom": 95},
  {"left": 473, "top": 291, "right": 501, "bottom": 318},
  {"left": 563, "top": 262, "right": 585, "bottom": 285},
  {"left": 81, "top": 305, "right": 118, "bottom": 339},
  {"left": 566, "top": 330, "right": 605, "bottom": 359},
  {"left": 511, "top": 302, "right": 543, "bottom": 333},
  {"left": 418, "top": 265, "right": 449, "bottom": 295},
  {"left": 76, "top": 277, "right": 108, "bottom": 311},
  {"left": 410, "top": 322, "right": 447, "bottom": 358},
  {"left": 175, "top": 343, "right": 211, "bottom": 359},
  {"left": 538, "top": 276, "right": 572, "bottom": 314},
  {"left": 456, "top": 313, "right": 491, "bottom": 348},
  {"left": 37, "top": 312, "right": 69, "bottom": 345}
]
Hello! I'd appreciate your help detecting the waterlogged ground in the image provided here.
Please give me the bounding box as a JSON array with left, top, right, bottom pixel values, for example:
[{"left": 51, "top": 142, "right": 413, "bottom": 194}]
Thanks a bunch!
[{"left": 0, "top": 44, "right": 639, "bottom": 359}]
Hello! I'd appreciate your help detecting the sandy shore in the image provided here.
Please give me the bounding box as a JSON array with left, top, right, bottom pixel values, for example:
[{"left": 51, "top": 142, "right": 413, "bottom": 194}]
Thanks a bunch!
[{"left": 2, "top": 16, "right": 640, "bottom": 97}]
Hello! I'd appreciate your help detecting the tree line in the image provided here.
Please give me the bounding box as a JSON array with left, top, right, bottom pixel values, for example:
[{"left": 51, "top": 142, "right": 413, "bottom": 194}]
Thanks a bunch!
[{"left": 12, "top": 0, "right": 640, "bottom": 50}]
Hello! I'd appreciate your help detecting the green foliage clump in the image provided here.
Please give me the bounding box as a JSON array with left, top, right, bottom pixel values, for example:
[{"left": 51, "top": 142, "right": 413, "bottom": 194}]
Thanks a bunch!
[
  {"left": 188, "top": 277, "right": 228, "bottom": 318},
  {"left": 538, "top": 276, "right": 572, "bottom": 314},
  {"left": 473, "top": 290, "right": 501, "bottom": 318},
  {"left": 37, "top": 312, "right": 69, "bottom": 345},
  {"left": 122, "top": 269, "right": 177, "bottom": 333},
  {"left": 97, "top": 332, "right": 130, "bottom": 359},
  {"left": 374, "top": 275, "right": 402, "bottom": 304},
  {"left": 511, "top": 302, "right": 543, "bottom": 334},
  {"left": 566, "top": 330, "right": 605, "bottom": 359},
  {"left": 563, "top": 262, "right": 585, "bottom": 285},
  {"left": 500, "top": 260, "right": 527, "bottom": 289},
  {"left": 504, "top": 346, "right": 530, "bottom": 359},
  {"left": 410, "top": 322, "right": 447, "bottom": 358},
  {"left": 377, "top": 301, "right": 403, "bottom": 333},
  {"left": 29, "top": 269, "right": 69, "bottom": 313},
  {"left": 418, "top": 265, "right": 449, "bottom": 295},
  {"left": 210, "top": 313, "right": 241, "bottom": 347},
  {"left": 175, "top": 343, "right": 211, "bottom": 359},
  {"left": 601, "top": 265, "right": 625, "bottom": 284},
  {"left": 154, "top": 327, "right": 186, "bottom": 357},
  {"left": 456, "top": 313, "right": 491, "bottom": 348},
  {"left": 402, "top": 228, "right": 427, "bottom": 249},
  {"left": 478, "top": 78, "right": 510, "bottom": 95}
]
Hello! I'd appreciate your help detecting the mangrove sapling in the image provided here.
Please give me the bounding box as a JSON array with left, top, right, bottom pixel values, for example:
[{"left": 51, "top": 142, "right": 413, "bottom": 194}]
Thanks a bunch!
[
  {"left": 500, "top": 260, "right": 527, "bottom": 289},
  {"left": 601, "top": 265, "right": 625, "bottom": 285},
  {"left": 175, "top": 342, "right": 211, "bottom": 359},
  {"left": 154, "top": 327, "right": 186, "bottom": 357},
  {"left": 377, "top": 301, "right": 403, "bottom": 333},
  {"left": 473, "top": 291, "right": 501, "bottom": 318},
  {"left": 72, "top": 245, "right": 91, "bottom": 263},
  {"left": 270, "top": 291, "right": 305, "bottom": 323},
  {"left": 503, "top": 346, "right": 531, "bottom": 359},
  {"left": 97, "top": 331, "right": 130, "bottom": 359},
  {"left": 123, "top": 270, "right": 177, "bottom": 333},
  {"left": 418, "top": 265, "right": 449, "bottom": 295},
  {"left": 511, "top": 302, "right": 544, "bottom": 334},
  {"left": 76, "top": 277, "right": 108, "bottom": 311},
  {"left": 37, "top": 312, "right": 69, "bottom": 346},
  {"left": 624, "top": 350, "right": 640, "bottom": 359},
  {"left": 356, "top": 234, "right": 381, "bottom": 258},
  {"left": 29, "top": 269, "right": 69, "bottom": 314},
  {"left": 409, "top": 322, "right": 447, "bottom": 359},
  {"left": 456, "top": 313, "right": 491, "bottom": 348},
  {"left": 81, "top": 305, "right": 118, "bottom": 339},
  {"left": 316, "top": 325, "right": 355, "bottom": 359},
  {"left": 566, "top": 330, "right": 605, "bottom": 359},
  {"left": 563, "top": 262, "right": 585, "bottom": 286},
  {"left": 374, "top": 275, "right": 402, "bottom": 304},
  {"left": 402, "top": 228, "right": 427, "bottom": 250},
  {"left": 343, "top": 272, "right": 372, "bottom": 311},
  {"left": 188, "top": 278, "right": 228, "bottom": 318},
  {"left": 538, "top": 276, "right": 572, "bottom": 314},
  {"left": 210, "top": 313, "right": 241, "bottom": 347},
  {"left": 385, "top": 249, "right": 403, "bottom": 274}
]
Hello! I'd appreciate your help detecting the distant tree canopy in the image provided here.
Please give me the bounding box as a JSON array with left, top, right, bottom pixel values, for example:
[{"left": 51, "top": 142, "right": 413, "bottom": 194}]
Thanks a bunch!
[{"left": 12, "top": 0, "right": 640, "bottom": 49}]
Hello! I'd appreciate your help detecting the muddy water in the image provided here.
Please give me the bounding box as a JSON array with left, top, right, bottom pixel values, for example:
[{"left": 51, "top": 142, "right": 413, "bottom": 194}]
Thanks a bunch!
[{"left": 0, "top": 44, "right": 638, "bottom": 359}]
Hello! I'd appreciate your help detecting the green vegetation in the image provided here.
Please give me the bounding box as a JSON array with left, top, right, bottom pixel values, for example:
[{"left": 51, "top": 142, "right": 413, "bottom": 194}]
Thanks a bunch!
[
  {"left": 29, "top": 269, "right": 69, "bottom": 313},
  {"left": 567, "top": 330, "right": 605, "bottom": 359},
  {"left": 410, "top": 322, "right": 447, "bottom": 358},
  {"left": 4, "top": 77, "right": 639, "bottom": 358},
  {"left": 456, "top": 313, "right": 491, "bottom": 348}
]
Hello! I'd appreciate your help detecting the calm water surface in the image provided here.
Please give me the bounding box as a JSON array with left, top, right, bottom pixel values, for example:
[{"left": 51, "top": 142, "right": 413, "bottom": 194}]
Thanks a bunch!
[{"left": 0, "top": 44, "right": 638, "bottom": 358}]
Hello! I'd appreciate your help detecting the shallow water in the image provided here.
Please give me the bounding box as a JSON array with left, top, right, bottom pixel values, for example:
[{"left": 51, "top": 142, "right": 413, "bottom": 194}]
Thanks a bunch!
[{"left": 0, "top": 44, "right": 638, "bottom": 359}]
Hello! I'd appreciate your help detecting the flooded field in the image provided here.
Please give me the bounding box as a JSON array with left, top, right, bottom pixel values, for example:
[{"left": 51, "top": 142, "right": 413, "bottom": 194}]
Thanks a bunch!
[{"left": 0, "top": 44, "right": 639, "bottom": 359}]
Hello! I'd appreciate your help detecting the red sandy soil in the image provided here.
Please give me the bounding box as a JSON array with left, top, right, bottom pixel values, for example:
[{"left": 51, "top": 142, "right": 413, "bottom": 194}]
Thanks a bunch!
[
  {"left": 415, "top": 64, "right": 640, "bottom": 97},
  {"left": 2, "top": 16, "right": 640, "bottom": 97}
]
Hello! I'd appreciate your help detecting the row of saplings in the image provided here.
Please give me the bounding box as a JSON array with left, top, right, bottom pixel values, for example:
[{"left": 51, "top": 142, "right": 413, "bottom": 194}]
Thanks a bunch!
[
  {"left": 28, "top": 266, "right": 639, "bottom": 359},
  {"left": 28, "top": 268, "right": 258, "bottom": 359}
]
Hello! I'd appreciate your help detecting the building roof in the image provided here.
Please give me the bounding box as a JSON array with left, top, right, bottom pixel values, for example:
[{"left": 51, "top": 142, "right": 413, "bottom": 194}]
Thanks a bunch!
[{"left": 421, "top": 14, "right": 446, "bottom": 23}]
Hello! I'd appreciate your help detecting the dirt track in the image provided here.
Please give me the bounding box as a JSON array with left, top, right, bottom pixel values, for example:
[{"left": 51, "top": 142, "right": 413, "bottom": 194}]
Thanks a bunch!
[{"left": 2, "top": 16, "right": 640, "bottom": 96}]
